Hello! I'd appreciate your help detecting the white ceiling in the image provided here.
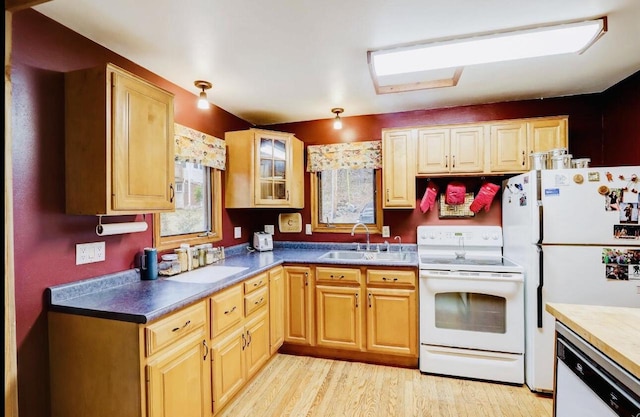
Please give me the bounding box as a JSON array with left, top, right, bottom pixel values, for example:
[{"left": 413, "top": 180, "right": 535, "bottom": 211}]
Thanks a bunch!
[{"left": 34, "top": 0, "right": 640, "bottom": 126}]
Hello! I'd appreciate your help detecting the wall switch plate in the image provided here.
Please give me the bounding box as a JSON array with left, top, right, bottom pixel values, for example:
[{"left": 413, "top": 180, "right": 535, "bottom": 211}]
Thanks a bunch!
[
  {"left": 264, "top": 225, "right": 275, "bottom": 235},
  {"left": 382, "top": 226, "right": 390, "bottom": 238},
  {"left": 234, "top": 227, "right": 242, "bottom": 239},
  {"left": 305, "top": 224, "right": 312, "bottom": 235},
  {"left": 76, "top": 242, "right": 106, "bottom": 265}
]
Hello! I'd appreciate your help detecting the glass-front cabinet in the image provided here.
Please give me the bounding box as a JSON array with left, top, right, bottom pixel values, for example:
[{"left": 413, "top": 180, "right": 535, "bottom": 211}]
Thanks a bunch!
[
  {"left": 257, "top": 135, "right": 288, "bottom": 203},
  {"left": 225, "top": 128, "right": 304, "bottom": 208}
]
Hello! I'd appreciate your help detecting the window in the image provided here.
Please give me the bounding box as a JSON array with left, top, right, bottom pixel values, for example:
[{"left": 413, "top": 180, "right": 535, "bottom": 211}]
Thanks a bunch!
[
  {"left": 311, "top": 168, "right": 383, "bottom": 233},
  {"left": 153, "top": 160, "right": 222, "bottom": 250}
]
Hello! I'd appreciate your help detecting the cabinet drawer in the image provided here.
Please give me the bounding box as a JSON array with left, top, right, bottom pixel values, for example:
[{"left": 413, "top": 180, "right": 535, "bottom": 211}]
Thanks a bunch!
[
  {"left": 316, "top": 267, "right": 361, "bottom": 284},
  {"left": 244, "top": 272, "right": 267, "bottom": 294},
  {"left": 244, "top": 286, "right": 268, "bottom": 317},
  {"left": 211, "top": 284, "right": 243, "bottom": 338},
  {"left": 367, "top": 269, "right": 416, "bottom": 287},
  {"left": 145, "top": 301, "right": 207, "bottom": 356}
]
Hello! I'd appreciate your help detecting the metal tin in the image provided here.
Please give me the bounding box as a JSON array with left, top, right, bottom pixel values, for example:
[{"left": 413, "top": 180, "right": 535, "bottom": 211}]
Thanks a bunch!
[
  {"left": 572, "top": 158, "right": 591, "bottom": 168},
  {"left": 550, "top": 154, "right": 572, "bottom": 169},
  {"left": 548, "top": 148, "right": 568, "bottom": 157},
  {"left": 530, "top": 152, "right": 548, "bottom": 170}
]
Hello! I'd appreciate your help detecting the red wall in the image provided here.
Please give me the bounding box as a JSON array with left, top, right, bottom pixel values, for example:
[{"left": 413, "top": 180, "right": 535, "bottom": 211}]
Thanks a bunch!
[
  {"left": 10, "top": 9, "right": 640, "bottom": 417},
  {"left": 602, "top": 71, "right": 640, "bottom": 166}
]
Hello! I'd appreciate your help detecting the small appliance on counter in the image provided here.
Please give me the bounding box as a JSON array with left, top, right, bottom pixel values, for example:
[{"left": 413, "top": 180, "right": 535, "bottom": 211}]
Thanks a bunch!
[{"left": 253, "top": 231, "right": 273, "bottom": 252}]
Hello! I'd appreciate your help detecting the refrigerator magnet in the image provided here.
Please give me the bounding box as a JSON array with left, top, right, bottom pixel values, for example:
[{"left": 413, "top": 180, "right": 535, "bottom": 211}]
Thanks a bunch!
[
  {"left": 544, "top": 188, "right": 560, "bottom": 196},
  {"left": 588, "top": 172, "right": 600, "bottom": 182},
  {"left": 573, "top": 174, "right": 584, "bottom": 184}
]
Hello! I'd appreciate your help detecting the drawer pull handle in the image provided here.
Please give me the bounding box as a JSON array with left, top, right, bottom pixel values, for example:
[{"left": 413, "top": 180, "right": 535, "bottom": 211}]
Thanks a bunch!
[
  {"left": 224, "top": 306, "right": 237, "bottom": 315},
  {"left": 330, "top": 274, "right": 345, "bottom": 279},
  {"left": 382, "top": 277, "right": 399, "bottom": 282},
  {"left": 254, "top": 297, "right": 264, "bottom": 305},
  {"left": 253, "top": 281, "right": 263, "bottom": 287},
  {"left": 172, "top": 320, "right": 191, "bottom": 332},
  {"left": 203, "top": 339, "right": 209, "bottom": 361}
]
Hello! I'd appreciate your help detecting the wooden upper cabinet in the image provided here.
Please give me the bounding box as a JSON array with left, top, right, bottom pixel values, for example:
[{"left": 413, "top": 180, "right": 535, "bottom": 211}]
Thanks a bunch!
[
  {"left": 490, "top": 122, "right": 528, "bottom": 172},
  {"left": 528, "top": 117, "right": 568, "bottom": 153},
  {"left": 417, "top": 128, "right": 450, "bottom": 174},
  {"left": 417, "top": 126, "right": 484, "bottom": 175},
  {"left": 225, "top": 129, "right": 304, "bottom": 208},
  {"left": 382, "top": 129, "right": 416, "bottom": 209},
  {"left": 65, "top": 63, "right": 175, "bottom": 215}
]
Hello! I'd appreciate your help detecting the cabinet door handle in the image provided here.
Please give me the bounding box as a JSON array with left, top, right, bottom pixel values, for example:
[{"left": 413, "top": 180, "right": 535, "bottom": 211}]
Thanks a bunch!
[
  {"left": 172, "top": 320, "right": 191, "bottom": 332},
  {"left": 445, "top": 155, "right": 448, "bottom": 168},
  {"left": 304, "top": 272, "right": 309, "bottom": 286},
  {"left": 368, "top": 293, "right": 372, "bottom": 308},
  {"left": 224, "top": 306, "right": 237, "bottom": 315},
  {"left": 452, "top": 155, "right": 456, "bottom": 168},
  {"left": 169, "top": 183, "right": 175, "bottom": 203},
  {"left": 286, "top": 190, "right": 290, "bottom": 201},
  {"left": 203, "top": 339, "right": 209, "bottom": 361},
  {"left": 386, "top": 188, "right": 390, "bottom": 202},
  {"left": 355, "top": 293, "right": 359, "bottom": 308},
  {"left": 242, "top": 332, "right": 246, "bottom": 350},
  {"left": 246, "top": 330, "right": 252, "bottom": 346},
  {"left": 522, "top": 150, "right": 526, "bottom": 166}
]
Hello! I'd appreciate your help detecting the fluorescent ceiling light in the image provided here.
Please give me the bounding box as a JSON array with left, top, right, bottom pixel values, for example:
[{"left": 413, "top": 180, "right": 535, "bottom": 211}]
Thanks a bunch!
[{"left": 370, "top": 18, "right": 607, "bottom": 76}]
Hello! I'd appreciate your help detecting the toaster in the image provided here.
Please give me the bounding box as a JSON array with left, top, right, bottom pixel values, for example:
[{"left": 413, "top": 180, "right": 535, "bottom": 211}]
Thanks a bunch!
[{"left": 253, "top": 232, "right": 273, "bottom": 252}]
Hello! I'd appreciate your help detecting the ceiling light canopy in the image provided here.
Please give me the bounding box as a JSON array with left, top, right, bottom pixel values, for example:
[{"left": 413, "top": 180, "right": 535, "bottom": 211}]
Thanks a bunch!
[
  {"left": 368, "top": 17, "right": 607, "bottom": 89},
  {"left": 194, "top": 80, "right": 212, "bottom": 109},
  {"left": 331, "top": 108, "right": 344, "bottom": 130}
]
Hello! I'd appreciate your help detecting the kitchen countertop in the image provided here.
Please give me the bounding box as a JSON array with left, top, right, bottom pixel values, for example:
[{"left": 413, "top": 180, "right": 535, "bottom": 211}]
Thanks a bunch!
[
  {"left": 546, "top": 302, "right": 640, "bottom": 380},
  {"left": 47, "top": 242, "right": 417, "bottom": 324}
]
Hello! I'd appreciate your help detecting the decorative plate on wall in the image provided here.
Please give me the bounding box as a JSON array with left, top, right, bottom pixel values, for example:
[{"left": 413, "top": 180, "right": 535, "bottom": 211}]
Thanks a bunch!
[{"left": 278, "top": 213, "right": 302, "bottom": 233}]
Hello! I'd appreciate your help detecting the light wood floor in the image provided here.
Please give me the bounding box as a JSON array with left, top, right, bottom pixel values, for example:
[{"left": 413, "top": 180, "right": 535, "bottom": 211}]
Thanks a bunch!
[{"left": 218, "top": 354, "right": 553, "bottom": 417}]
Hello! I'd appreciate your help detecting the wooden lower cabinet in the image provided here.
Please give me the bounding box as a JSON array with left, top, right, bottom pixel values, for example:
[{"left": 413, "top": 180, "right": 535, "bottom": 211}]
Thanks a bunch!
[
  {"left": 269, "top": 266, "right": 285, "bottom": 354},
  {"left": 366, "top": 287, "right": 417, "bottom": 356},
  {"left": 315, "top": 285, "right": 364, "bottom": 351},
  {"left": 147, "top": 334, "right": 211, "bottom": 417},
  {"left": 283, "top": 265, "right": 418, "bottom": 365},
  {"left": 284, "top": 266, "right": 314, "bottom": 345},
  {"left": 212, "top": 327, "right": 247, "bottom": 412}
]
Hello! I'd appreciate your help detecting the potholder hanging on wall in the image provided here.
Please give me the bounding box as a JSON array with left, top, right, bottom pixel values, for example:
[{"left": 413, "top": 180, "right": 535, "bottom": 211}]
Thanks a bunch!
[
  {"left": 445, "top": 182, "right": 466, "bottom": 205},
  {"left": 470, "top": 182, "right": 501, "bottom": 213},
  {"left": 420, "top": 181, "right": 439, "bottom": 213}
]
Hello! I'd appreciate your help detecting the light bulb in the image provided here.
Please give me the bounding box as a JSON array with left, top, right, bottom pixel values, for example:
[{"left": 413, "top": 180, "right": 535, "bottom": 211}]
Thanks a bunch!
[
  {"left": 197, "top": 91, "right": 210, "bottom": 109},
  {"left": 333, "top": 116, "right": 342, "bottom": 130}
]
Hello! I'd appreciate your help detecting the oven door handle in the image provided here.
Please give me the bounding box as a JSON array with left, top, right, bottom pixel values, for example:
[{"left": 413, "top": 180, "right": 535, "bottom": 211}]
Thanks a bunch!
[{"left": 420, "top": 273, "right": 524, "bottom": 283}]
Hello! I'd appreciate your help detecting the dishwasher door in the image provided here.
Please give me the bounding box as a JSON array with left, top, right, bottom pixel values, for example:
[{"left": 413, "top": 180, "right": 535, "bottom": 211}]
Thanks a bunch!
[{"left": 555, "top": 324, "right": 640, "bottom": 417}]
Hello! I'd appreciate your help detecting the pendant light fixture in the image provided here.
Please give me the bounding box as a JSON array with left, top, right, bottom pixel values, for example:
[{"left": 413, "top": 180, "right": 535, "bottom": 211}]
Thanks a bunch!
[
  {"left": 194, "top": 80, "right": 212, "bottom": 109},
  {"left": 331, "top": 108, "right": 344, "bottom": 130}
]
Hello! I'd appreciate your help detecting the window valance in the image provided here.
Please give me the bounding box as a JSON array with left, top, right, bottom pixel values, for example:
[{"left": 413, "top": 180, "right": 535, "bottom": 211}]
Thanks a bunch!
[
  {"left": 307, "top": 140, "right": 382, "bottom": 172},
  {"left": 174, "top": 123, "right": 226, "bottom": 170}
]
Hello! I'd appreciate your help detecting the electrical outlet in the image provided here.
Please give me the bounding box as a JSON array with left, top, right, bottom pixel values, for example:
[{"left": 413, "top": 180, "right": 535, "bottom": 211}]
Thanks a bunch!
[
  {"left": 305, "top": 224, "right": 312, "bottom": 235},
  {"left": 234, "top": 227, "right": 242, "bottom": 239},
  {"left": 265, "top": 225, "right": 275, "bottom": 235},
  {"left": 76, "top": 242, "right": 106, "bottom": 265},
  {"left": 382, "top": 226, "right": 390, "bottom": 238}
]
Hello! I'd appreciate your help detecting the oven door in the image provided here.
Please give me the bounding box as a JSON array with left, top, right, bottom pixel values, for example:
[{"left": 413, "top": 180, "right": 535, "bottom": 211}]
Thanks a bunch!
[{"left": 419, "top": 270, "right": 524, "bottom": 354}]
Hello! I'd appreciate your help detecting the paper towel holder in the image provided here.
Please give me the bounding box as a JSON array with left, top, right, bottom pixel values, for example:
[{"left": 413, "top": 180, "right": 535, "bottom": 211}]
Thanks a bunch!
[{"left": 96, "top": 215, "right": 149, "bottom": 236}]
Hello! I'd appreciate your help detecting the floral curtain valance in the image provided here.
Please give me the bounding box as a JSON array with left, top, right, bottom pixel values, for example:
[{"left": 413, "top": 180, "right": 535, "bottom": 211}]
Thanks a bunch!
[
  {"left": 174, "top": 123, "right": 226, "bottom": 170},
  {"left": 307, "top": 140, "right": 382, "bottom": 172}
]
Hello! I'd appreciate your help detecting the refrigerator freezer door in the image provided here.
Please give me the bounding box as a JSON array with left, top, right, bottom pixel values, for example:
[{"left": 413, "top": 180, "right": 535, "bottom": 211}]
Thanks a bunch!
[
  {"left": 540, "top": 167, "right": 640, "bottom": 245},
  {"left": 526, "top": 244, "right": 640, "bottom": 392},
  {"left": 502, "top": 171, "right": 540, "bottom": 246}
]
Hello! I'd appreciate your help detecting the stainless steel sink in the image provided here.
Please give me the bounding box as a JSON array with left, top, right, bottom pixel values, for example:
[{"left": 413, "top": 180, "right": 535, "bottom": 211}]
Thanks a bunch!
[{"left": 318, "top": 250, "right": 410, "bottom": 263}]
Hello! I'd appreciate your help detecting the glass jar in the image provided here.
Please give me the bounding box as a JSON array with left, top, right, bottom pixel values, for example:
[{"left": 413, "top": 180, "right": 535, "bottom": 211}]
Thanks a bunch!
[
  {"left": 174, "top": 248, "right": 188, "bottom": 272},
  {"left": 206, "top": 248, "right": 216, "bottom": 264},
  {"left": 198, "top": 247, "right": 206, "bottom": 266},
  {"left": 191, "top": 250, "right": 200, "bottom": 269}
]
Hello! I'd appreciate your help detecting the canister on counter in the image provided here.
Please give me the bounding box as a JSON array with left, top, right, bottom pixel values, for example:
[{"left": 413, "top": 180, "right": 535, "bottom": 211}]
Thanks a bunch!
[
  {"left": 192, "top": 250, "right": 200, "bottom": 269},
  {"left": 174, "top": 248, "right": 189, "bottom": 272}
]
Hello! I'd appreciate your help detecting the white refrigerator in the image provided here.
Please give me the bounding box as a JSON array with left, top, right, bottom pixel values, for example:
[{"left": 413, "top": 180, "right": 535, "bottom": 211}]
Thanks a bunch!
[{"left": 502, "top": 166, "right": 640, "bottom": 393}]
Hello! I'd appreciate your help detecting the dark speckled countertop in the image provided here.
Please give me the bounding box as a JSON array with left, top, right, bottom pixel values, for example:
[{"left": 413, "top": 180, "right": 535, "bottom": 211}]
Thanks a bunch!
[{"left": 47, "top": 242, "right": 417, "bottom": 324}]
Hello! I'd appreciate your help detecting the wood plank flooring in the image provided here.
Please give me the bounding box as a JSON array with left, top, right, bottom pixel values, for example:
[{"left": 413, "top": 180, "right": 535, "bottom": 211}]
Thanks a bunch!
[{"left": 218, "top": 354, "right": 553, "bottom": 417}]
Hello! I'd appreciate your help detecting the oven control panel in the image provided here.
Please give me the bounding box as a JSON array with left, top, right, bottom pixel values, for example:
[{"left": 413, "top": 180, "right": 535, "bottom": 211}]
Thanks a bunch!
[{"left": 417, "top": 226, "right": 503, "bottom": 247}]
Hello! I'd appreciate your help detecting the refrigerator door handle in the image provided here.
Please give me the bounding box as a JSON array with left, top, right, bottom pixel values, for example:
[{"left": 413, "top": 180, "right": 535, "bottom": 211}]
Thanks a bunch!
[
  {"left": 536, "top": 170, "right": 543, "bottom": 245},
  {"left": 537, "top": 244, "right": 544, "bottom": 328}
]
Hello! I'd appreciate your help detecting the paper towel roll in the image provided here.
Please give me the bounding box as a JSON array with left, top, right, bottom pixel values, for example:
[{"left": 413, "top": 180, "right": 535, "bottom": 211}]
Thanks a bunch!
[{"left": 96, "top": 221, "right": 148, "bottom": 236}]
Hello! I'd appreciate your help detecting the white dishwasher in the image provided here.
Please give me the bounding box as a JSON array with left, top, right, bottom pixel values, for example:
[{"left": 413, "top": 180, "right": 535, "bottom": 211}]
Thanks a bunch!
[{"left": 555, "top": 322, "right": 640, "bottom": 417}]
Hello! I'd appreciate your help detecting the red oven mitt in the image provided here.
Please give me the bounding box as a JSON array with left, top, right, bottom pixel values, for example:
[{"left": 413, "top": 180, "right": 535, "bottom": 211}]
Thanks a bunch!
[
  {"left": 470, "top": 182, "right": 501, "bottom": 213},
  {"left": 445, "top": 182, "right": 466, "bottom": 205},
  {"left": 419, "top": 181, "right": 439, "bottom": 213}
]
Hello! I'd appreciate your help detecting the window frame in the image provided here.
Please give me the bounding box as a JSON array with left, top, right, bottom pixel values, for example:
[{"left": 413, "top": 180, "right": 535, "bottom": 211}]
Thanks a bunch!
[
  {"left": 310, "top": 169, "right": 383, "bottom": 234},
  {"left": 153, "top": 168, "right": 223, "bottom": 251}
]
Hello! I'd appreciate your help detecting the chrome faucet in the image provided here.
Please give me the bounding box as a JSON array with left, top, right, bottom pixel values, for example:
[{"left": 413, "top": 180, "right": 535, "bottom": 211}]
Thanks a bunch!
[
  {"left": 351, "top": 223, "right": 370, "bottom": 251},
  {"left": 394, "top": 235, "right": 402, "bottom": 252}
]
